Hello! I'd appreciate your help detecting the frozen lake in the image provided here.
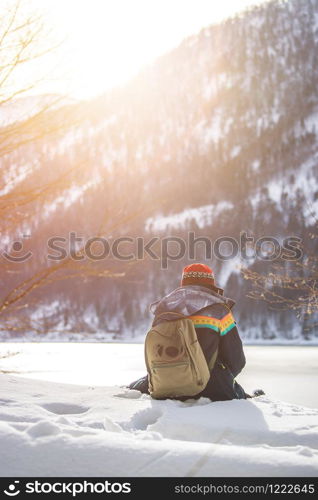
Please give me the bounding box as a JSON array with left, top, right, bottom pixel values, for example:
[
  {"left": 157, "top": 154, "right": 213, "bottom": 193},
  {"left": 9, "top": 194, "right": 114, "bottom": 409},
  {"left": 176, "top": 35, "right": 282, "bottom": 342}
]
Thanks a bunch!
[{"left": 1, "top": 343, "right": 317, "bottom": 409}]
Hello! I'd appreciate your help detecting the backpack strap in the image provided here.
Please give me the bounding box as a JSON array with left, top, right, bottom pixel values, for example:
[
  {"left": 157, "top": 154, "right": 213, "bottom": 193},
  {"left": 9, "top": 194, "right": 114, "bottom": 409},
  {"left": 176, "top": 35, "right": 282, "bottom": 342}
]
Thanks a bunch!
[
  {"left": 181, "top": 319, "right": 203, "bottom": 383},
  {"left": 207, "top": 347, "right": 219, "bottom": 371}
]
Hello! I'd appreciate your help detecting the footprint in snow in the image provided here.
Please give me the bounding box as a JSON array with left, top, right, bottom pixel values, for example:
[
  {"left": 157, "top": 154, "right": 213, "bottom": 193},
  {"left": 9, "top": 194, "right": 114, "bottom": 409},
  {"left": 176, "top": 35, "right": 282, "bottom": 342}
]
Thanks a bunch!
[
  {"left": 42, "top": 403, "right": 89, "bottom": 415},
  {"left": 297, "top": 447, "right": 314, "bottom": 457},
  {"left": 272, "top": 410, "right": 282, "bottom": 417}
]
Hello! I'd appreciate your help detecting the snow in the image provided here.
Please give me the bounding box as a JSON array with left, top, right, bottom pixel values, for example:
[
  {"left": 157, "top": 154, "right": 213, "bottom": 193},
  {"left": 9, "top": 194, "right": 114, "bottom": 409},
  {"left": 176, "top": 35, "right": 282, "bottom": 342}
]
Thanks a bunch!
[
  {"left": 43, "top": 181, "right": 95, "bottom": 218},
  {"left": 304, "top": 110, "right": 318, "bottom": 132},
  {"left": 231, "top": 145, "right": 241, "bottom": 158},
  {"left": 266, "top": 179, "right": 283, "bottom": 203},
  {"left": 194, "top": 108, "right": 233, "bottom": 149},
  {"left": 250, "top": 150, "right": 318, "bottom": 219},
  {"left": 216, "top": 256, "right": 242, "bottom": 288},
  {"left": 145, "top": 144, "right": 318, "bottom": 234},
  {"left": 0, "top": 343, "right": 318, "bottom": 477},
  {"left": 251, "top": 159, "right": 260, "bottom": 171},
  {"left": 1, "top": 344, "right": 317, "bottom": 408},
  {"left": 145, "top": 201, "right": 234, "bottom": 232}
]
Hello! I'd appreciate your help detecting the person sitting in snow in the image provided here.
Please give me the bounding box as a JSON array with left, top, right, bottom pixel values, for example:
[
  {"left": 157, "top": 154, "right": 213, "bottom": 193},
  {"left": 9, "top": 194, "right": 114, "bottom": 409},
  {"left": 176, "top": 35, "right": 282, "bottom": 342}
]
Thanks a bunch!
[{"left": 128, "top": 263, "right": 262, "bottom": 401}]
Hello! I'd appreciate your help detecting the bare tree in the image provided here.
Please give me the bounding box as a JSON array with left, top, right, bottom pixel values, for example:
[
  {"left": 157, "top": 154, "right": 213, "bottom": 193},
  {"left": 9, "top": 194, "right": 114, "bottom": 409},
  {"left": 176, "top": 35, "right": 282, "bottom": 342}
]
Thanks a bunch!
[
  {"left": 0, "top": 0, "right": 81, "bottom": 219},
  {"left": 0, "top": 1, "right": 103, "bottom": 334},
  {"left": 0, "top": 1, "right": 165, "bottom": 336},
  {"left": 242, "top": 232, "right": 318, "bottom": 336}
]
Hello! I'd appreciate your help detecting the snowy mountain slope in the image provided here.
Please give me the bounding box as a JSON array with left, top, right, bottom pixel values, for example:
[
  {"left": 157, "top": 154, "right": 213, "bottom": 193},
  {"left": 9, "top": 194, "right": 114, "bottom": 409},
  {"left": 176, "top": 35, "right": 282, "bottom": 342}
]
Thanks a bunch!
[
  {"left": 145, "top": 147, "right": 318, "bottom": 234},
  {"left": 145, "top": 202, "right": 234, "bottom": 232},
  {"left": 0, "top": 374, "right": 317, "bottom": 477},
  {"left": 1, "top": 0, "right": 318, "bottom": 340}
]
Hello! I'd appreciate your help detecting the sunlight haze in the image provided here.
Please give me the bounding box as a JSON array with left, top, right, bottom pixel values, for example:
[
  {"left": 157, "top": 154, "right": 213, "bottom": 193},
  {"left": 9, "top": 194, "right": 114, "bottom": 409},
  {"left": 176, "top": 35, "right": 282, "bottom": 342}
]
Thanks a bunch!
[{"left": 26, "top": 0, "right": 267, "bottom": 99}]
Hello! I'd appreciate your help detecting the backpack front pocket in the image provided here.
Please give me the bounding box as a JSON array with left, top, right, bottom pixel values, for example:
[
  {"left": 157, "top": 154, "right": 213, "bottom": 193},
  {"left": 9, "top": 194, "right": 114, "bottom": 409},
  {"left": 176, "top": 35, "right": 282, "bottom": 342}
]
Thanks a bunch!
[{"left": 150, "top": 360, "right": 199, "bottom": 398}]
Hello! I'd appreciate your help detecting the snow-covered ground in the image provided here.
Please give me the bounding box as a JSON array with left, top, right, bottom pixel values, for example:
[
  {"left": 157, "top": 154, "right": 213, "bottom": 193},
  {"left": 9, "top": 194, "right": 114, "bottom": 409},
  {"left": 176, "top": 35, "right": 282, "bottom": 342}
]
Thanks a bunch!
[
  {"left": 0, "top": 344, "right": 317, "bottom": 477},
  {"left": 1, "top": 344, "right": 317, "bottom": 408}
]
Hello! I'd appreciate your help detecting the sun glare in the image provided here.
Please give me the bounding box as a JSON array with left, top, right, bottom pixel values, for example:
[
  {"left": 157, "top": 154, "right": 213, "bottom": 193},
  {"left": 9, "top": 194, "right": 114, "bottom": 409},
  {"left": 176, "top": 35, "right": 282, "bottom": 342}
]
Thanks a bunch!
[{"left": 27, "top": 0, "right": 266, "bottom": 99}]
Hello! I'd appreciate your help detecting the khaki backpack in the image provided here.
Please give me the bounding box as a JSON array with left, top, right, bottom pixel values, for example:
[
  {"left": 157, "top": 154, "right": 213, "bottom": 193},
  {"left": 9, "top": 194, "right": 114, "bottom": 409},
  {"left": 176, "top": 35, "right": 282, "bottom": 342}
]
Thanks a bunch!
[{"left": 145, "top": 317, "right": 217, "bottom": 399}]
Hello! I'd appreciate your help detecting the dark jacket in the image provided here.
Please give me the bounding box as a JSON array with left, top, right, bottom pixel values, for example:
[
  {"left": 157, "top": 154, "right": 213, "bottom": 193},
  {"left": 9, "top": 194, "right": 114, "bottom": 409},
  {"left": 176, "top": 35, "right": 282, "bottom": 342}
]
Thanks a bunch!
[{"left": 129, "top": 285, "right": 247, "bottom": 401}]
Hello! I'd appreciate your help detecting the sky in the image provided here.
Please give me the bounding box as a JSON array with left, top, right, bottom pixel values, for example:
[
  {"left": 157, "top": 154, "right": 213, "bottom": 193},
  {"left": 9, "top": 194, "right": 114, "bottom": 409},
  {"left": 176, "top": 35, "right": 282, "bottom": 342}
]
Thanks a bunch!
[{"left": 13, "top": 0, "right": 268, "bottom": 100}]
